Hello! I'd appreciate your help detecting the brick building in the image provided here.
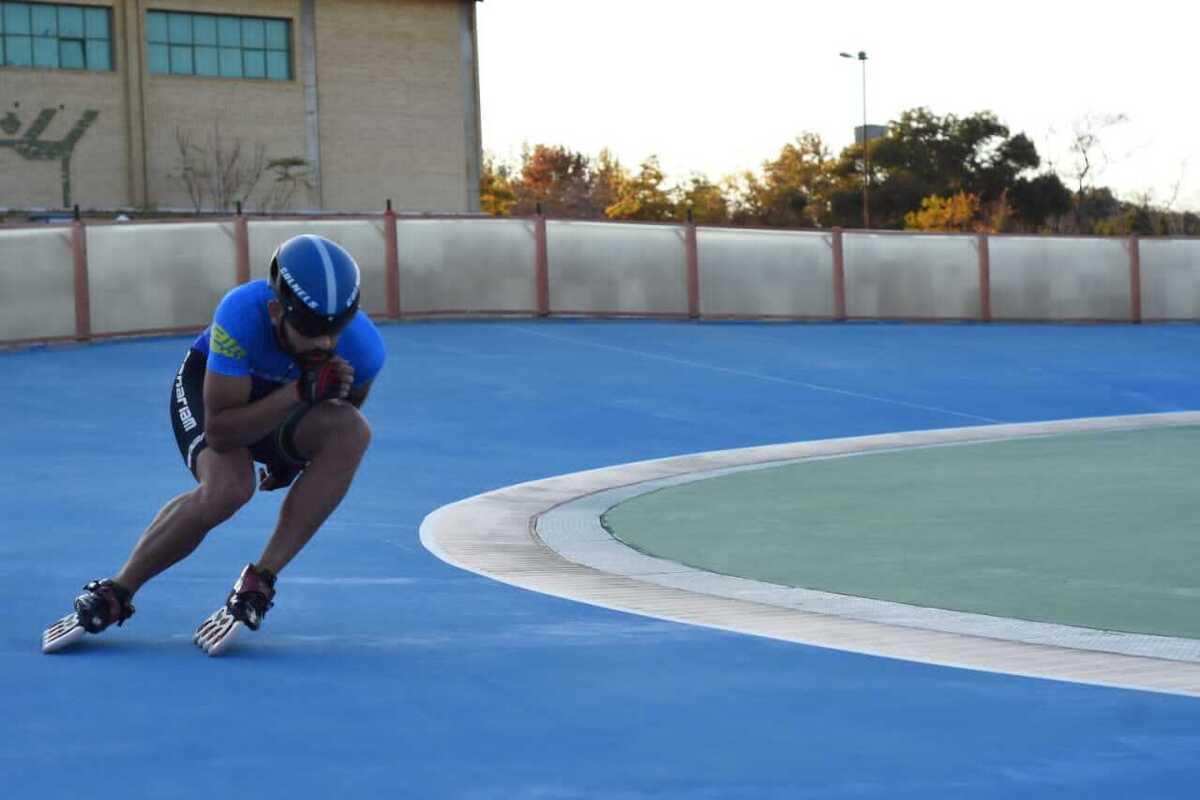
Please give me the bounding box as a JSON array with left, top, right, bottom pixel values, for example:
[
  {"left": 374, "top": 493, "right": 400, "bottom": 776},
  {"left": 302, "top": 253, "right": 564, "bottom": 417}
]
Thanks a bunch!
[{"left": 0, "top": 0, "right": 482, "bottom": 212}]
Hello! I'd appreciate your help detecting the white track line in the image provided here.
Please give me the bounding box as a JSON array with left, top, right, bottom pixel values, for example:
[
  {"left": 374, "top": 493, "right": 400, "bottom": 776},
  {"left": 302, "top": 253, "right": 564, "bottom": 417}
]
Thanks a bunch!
[
  {"left": 421, "top": 412, "right": 1200, "bottom": 697},
  {"left": 509, "top": 326, "right": 1003, "bottom": 424}
]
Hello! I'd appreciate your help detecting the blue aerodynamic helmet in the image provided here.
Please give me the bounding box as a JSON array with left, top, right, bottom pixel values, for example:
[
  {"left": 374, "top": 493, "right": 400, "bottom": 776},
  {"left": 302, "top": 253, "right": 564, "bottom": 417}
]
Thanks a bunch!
[{"left": 269, "top": 234, "right": 361, "bottom": 338}]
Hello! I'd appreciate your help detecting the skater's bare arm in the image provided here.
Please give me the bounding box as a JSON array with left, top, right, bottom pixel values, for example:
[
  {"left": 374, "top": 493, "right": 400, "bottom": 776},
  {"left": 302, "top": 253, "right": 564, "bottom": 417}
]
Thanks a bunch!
[{"left": 203, "top": 372, "right": 304, "bottom": 452}]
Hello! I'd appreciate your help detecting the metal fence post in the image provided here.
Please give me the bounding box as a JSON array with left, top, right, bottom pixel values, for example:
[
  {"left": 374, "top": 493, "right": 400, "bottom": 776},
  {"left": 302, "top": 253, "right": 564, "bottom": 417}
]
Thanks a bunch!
[
  {"left": 1129, "top": 233, "right": 1142, "bottom": 324},
  {"left": 978, "top": 232, "right": 991, "bottom": 322},
  {"left": 684, "top": 208, "right": 699, "bottom": 319},
  {"left": 384, "top": 199, "right": 401, "bottom": 318},
  {"left": 831, "top": 227, "right": 846, "bottom": 321},
  {"left": 71, "top": 205, "right": 91, "bottom": 341},
  {"left": 534, "top": 204, "right": 549, "bottom": 316},
  {"left": 234, "top": 201, "right": 250, "bottom": 285}
]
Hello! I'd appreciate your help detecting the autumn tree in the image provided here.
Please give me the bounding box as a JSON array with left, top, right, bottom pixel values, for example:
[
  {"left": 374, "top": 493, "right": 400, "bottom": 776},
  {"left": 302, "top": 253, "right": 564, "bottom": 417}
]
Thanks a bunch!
[
  {"left": 511, "top": 144, "right": 594, "bottom": 217},
  {"left": 480, "top": 108, "right": 1111, "bottom": 235},
  {"left": 674, "top": 174, "right": 731, "bottom": 224},
  {"left": 733, "top": 133, "right": 836, "bottom": 227},
  {"left": 832, "top": 108, "right": 1041, "bottom": 228},
  {"left": 589, "top": 148, "right": 629, "bottom": 218},
  {"left": 904, "top": 191, "right": 983, "bottom": 232},
  {"left": 480, "top": 153, "right": 517, "bottom": 216},
  {"left": 823, "top": 108, "right": 1059, "bottom": 229},
  {"left": 604, "top": 156, "right": 675, "bottom": 221},
  {"left": 869, "top": 109, "right": 1036, "bottom": 198}
]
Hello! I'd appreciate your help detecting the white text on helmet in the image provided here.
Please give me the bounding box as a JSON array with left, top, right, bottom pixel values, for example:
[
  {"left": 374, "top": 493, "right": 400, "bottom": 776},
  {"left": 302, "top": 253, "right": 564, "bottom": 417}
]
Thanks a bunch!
[{"left": 279, "top": 265, "right": 321, "bottom": 311}]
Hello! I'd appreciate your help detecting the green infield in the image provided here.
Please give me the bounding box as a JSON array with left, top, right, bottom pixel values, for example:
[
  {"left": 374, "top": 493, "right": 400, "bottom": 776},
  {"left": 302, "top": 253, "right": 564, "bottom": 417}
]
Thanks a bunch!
[{"left": 602, "top": 426, "right": 1200, "bottom": 639}]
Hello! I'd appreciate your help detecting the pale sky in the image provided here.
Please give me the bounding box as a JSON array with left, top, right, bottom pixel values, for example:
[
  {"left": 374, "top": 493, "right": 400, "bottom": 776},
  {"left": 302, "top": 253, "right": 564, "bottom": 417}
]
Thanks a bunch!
[{"left": 476, "top": 1, "right": 1199, "bottom": 210}]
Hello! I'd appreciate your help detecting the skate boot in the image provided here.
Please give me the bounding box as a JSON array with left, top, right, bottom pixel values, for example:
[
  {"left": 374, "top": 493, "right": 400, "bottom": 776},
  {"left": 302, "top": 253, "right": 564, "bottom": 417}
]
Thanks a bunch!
[
  {"left": 194, "top": 564, "right": 276, "bottom": 656},
  {"left": 42, "top": 579, "right": 136, "bottom": 653}
]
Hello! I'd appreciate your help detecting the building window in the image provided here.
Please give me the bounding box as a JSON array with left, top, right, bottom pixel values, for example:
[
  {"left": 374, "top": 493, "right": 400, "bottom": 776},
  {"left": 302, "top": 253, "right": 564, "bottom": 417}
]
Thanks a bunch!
[
  {"left": 0, "top": 2, "right": 113, "bottom": 71},
  {"left": 146, "top": 10, "right": 290, "bottom": 81}
]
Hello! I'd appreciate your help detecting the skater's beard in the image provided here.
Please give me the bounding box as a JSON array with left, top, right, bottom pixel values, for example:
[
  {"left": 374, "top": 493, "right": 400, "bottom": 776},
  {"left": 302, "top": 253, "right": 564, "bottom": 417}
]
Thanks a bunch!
[{"left": 276, "top": 317, "right": 333, "bottom": 364}]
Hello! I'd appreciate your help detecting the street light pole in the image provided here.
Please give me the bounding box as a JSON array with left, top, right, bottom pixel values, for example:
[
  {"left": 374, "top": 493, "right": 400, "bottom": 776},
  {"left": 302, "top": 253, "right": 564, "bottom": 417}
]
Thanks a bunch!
[{"left": 839, "top": 50, "right": 870, "bottom": 229}]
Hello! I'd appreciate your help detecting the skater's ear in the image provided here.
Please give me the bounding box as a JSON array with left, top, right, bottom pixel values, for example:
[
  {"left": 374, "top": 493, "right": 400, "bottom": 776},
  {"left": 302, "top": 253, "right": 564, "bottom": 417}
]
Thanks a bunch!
[{"left": 347, "top": 380, "right": 373, "bottom": 409}]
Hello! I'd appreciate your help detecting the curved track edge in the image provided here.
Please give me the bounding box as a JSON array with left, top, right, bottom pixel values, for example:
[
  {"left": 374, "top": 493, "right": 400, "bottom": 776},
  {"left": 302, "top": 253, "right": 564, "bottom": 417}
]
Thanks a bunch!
[{"left": 420, "top": 412, "right": 1200, "bottom": 697}]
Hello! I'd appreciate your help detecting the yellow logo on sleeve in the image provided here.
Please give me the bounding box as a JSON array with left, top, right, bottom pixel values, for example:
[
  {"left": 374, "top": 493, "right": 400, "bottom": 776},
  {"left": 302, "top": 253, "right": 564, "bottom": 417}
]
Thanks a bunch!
[{"left": 211, "top": 323, "right": 247, "bottom": 360}]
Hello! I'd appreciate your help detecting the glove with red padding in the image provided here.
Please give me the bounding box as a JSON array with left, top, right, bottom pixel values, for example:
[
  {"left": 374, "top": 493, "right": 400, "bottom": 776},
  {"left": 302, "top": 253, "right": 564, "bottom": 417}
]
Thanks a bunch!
[{"left": 296, "top": 352, "right": 352, "bottom": 404}]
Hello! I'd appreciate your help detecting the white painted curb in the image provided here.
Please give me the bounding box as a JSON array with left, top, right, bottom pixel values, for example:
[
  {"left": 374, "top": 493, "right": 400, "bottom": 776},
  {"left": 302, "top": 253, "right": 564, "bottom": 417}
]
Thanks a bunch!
[{"left": 421, "top": 412, "right": 1200, "bottom": 697}]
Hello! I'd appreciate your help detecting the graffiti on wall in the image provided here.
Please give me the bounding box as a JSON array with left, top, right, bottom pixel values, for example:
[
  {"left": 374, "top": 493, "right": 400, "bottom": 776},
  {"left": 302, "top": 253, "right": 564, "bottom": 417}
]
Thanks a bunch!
[{"left": 0, "top": 105, "right": 99, "bottom": 208}]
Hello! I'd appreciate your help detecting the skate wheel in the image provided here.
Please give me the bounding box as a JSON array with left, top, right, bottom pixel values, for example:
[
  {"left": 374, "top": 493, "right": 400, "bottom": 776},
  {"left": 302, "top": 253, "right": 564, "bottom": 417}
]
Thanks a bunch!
[
  {"left": 42, "top": 613, "right": 86, "bottom": 653},
  {"left": 194, "top": 607, "right": 242, "bottom": 656}
]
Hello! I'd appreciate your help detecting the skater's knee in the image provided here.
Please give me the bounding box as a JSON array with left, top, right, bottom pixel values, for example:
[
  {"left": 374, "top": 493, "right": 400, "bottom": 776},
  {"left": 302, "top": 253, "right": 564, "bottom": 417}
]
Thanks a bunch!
[
  {"left": 296, "top": 402, "right": 371, "bottom": 461},
  {"left": 196, "top": 471, "right": 254, "bottom": 522},
  {"left": 335, "top": 406, "right": 371, "bottom": 454}
]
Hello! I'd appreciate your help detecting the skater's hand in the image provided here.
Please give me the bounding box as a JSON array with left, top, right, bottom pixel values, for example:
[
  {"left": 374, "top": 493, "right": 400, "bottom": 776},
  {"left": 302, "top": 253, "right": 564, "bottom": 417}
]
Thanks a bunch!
[
  {"left": 258, "top": 465, "right": 299, "bottom": 492},
  {"left": 297, "top": 353, "right": 354, "bottom": 403}
]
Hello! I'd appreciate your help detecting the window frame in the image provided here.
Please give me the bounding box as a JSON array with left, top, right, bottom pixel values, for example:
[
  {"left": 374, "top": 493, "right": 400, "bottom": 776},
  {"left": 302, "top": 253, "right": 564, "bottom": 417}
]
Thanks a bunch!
[
  {"left": 145, "top": 9, "right": 292, "bottom": 82},
  {"left": 0, "top": 1, "right": 114, "bottom": 72}
]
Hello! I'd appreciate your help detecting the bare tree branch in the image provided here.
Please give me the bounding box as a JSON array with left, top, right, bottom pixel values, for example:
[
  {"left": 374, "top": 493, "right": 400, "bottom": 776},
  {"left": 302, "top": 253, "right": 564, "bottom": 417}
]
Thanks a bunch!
[
  {"left": 1069, "top": 112, "right": 1129, "bottom": 195},
  {"left": 169, "top": 123, "right": 270, "bottom": 212}
]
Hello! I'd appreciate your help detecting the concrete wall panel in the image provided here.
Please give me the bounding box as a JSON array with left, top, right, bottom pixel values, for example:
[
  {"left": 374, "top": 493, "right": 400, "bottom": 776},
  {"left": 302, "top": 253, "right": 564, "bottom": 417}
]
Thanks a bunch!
[
  {"left": 990, "top": 236, "right": 1130, "bottom": 321},
  {"left": 0, "top": 228, "right": 77, "bottom": 340},
  {"left": 397, "top": 218, "right": 535, "bottom": 313},
  {"left": 12, "top": 219, "right": 1200, "bottom": 349},
  {"left": 86, "top": 222, "right": 237, "bottom": 333},
  {"left": 1140, "top": 239, "right": 1200, "bottom": 320},
  {"left": 697, "top": 228, "right": 833, "bottom": 318},
  {"left": 548, "top": 221, "right": 687, "bottom": 315},
  {"left": 844, "top": 233, "right": 980, "bottom": 319}
]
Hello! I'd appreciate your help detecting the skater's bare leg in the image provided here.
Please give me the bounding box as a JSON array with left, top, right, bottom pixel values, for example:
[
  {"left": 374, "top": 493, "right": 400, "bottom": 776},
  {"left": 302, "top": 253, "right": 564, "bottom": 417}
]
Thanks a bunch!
[
  {"left": 113, "top": 447, "right": 256, "bottom": 594},
  {"left": 194, "top": 403, "right": 369, "bottom": 656},
  {"left": 256, "top": 401, "right": 371, "bottom": 575},
  {"left": 45, "top": 449, "right": 254, "bottom": 653}
]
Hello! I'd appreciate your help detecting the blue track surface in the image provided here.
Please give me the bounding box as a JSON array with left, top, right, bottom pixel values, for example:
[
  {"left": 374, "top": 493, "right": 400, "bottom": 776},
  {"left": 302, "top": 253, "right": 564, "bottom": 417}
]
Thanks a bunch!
[{"left": 5, "top": 320, "right": 1200, "bottom": 798}]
